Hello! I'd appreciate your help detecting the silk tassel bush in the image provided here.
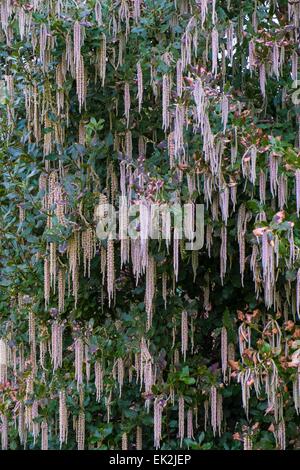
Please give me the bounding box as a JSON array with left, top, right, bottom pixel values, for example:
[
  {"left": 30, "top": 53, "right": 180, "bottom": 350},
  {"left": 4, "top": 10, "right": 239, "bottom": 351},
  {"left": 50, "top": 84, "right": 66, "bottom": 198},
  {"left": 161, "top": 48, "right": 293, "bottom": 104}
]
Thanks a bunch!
[{"left": 0, "top": 0, "right": 300, "bottom": 452}]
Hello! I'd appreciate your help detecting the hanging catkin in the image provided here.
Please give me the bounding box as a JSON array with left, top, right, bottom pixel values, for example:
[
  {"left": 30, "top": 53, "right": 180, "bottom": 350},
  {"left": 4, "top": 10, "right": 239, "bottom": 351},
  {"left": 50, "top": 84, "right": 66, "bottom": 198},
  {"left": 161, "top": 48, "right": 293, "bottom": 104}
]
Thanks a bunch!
[
  {"left": 124, "top": 81, "right": 130, "bottom": 128},
  {"left": 137, "top": 62, "right": 143, "bottom": 113},
  {"left": 41, "top": 420, "right": 48, "bottom": 450},
  {"left": 122, "top": 432, "right": 128, "bottom": 450},
  {"left": 76, "top": 53, "right": 86, "bottom": 112},
  {"left": 51, "top": 321, "right": 63, "bottom": 371},
  {"left": 210, "top": 385, "right": 217, "bottom": 436},
  {"left": 117, "top": 357, "right": 124, "bottom": 397},
  {"left": 95, "top": 0, "right": 103, "bottom": 26},
  {"left": 211, "top": 27, "right": 219, "bottom": 77},
  {"left": 107, "top": 235, "right": 115, "bottom": 307},
  {"left": 59, "top": 390, "right": 68, "bottom": 447},
  {"left": 153, "top": 397, "right": 163, "bottom": 449},
  {"left": 58, "top": 268, "right": 65, "bottom": 313},
  {"left": 1, "top": 414, "right": 8, "bottom": 450},
  {"left": 237, "top": 204, "right": 247, "bottom": 286},
  {"left": 73, "top": 21, "right": 81, "bottom": 68},
  {"left": 0, "top": 339, "right": 7, "bottom": 384},
  {"left": 176, "top": 59, "right": 183, "bottom": 98},
  {"left": 29, "top": 311, "right": 36, "bottom": 375},
  {"left": 76, "top": 410, "right": 85, "bottom": 450},
  {"left": 173, "top": 228, "right": 179, "bottom": 281},
  {"left": 181, "top": 311, "right": 188, "bottom": 362},
  {"left": 145, "top": 256, "right": 156, "bottom": 330},
  {"left": 297, "top": 269, "right": 300, "bottom": 319},
  {"left": 31, "top": 400, "right": 40, "bottom": 444},
  {"left": 187, "top": 408, "right": 194, "bottom": 439},
  {"left": 136, "top": 426, "right": 142, "bottom": 450},
  {"left": 82, "top": 227, "right": 95, "bottom": 278},
  {"left": 162, "top": 74, "right": 170, "bottom": 132},
  {"left": 133, "top": 0, "right": 141, "bottom": 23},
  {"left": 162, "top": 272, "right": 167, "bottom": 309},
  {"left": 221, "top": 327, "right": 228, "bottom": 382},
  {"left": 95, "top": 361, "right": 104, "bottom": 402},
  {"left": 221, "top": 94, "right": 229, "bottom": 132},
  {"left": 178, "top": 395, "right": 185, "bottom": 447},
  {"left": 97, "top": 33, "right": 106, "bottom": 87},
  {"left": 259, "top": 170, "right": 266, "bottom": 205},
  {"left": 259, "top": 63, "right": 266, "bottom": 98},
  {"left": 217, "top": 393, "right": 223, "bottom": 436},
  {"left": 295, "top": 170, "right": 300, "bottom": 217},
  {"left": 220, "top": 226, "right": 227, "bottom": 284},
  {"left": 75, "top": 337, "right": 84, "bottom": 389}
]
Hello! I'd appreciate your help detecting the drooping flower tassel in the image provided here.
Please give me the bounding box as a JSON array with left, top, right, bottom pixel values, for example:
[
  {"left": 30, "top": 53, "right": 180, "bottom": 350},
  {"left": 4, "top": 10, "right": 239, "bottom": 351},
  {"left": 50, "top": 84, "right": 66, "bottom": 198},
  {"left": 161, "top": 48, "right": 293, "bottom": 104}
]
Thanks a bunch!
[
  {"left": 162, "top": 74, "right": 170, "bottom": 132},
  {"left": 51, "top": 321, "right": 63, "bottom": 371},
  {"left": 137, "top": 62, "right": 143, "bottom": 113},
  {"left": 259, "top": 63, "right": 266, "bottom": 98},
  {"left": 187, "top": 408, "right": 194, "bottom": 440},
  {"left": 220, "top": 226, "right": 227, "bottom": 284},
  {"left": 41, "top": 420, "right": 48, "bottom": 450},
  {"left": 221, "top": 327, "right": 228, "bottom": 382},
  {"left": 210, "top": 386, "right": 217, "bottom": 436},
  {"left": 75, "top": 337, "right": 84, "bottom": 390},
  {"left": 153, "top": 397, "right": 163, "bottom": 449},
  {"left": 95, "top": 361, "right": 104, "bottom": 402},
  {"left": 178, "top": 395, "right": 185, "bottom": 447},
  {"left": 1, "top": 414, "right": 8, "bottom": 450},
  {"left": 59, "top": 390, "right": 68, "bottom": 448},
  {"left": 295, "top": 169, "right": 300, "bottom": 217},
  {"left": 76, "top": 410, "right": 85, "bottom": 450},
  {"left": 221, "top": 94, "right": 229, "bottom": 133},
  {"left": 181, "top": 311, "right": 188, "bottom": 362},
  {"left": 145, "top": 256, "right": 156, "bottom": 330},
  {"left": 124, "top": 82, "right": 131, "bottom": 128},
  {"left": 211, "top": 27, "right": 219, "bottom": 77},
  {"left": 122, "top": 432, "right": 128, "bottom": 450},
  {"left": 107, "top": 235, "right": 115, "bottom": 307},
  {"left": 136, "top": 426, "right": 142, "bottom": 450},
  {"left": 0, "top": 339, "right": 7, "bottom": 384},
  {"left": 296, "top": 268, "right": 300, "bottom": 319}
]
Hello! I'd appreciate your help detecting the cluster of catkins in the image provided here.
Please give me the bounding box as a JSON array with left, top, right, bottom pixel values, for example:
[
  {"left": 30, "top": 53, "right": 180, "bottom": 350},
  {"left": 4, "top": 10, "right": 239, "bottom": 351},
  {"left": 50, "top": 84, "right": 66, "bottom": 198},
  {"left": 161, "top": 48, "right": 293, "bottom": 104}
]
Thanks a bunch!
[{"left": 0, "top": 0, "right": 300, "bottom": 451}]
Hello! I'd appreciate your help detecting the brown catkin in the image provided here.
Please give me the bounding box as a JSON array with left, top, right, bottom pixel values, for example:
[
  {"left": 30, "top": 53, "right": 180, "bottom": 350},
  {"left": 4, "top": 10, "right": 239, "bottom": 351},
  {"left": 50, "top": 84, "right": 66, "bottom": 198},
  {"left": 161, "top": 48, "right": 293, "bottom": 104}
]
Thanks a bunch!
[
  {"left": 136, "top": 426, "right": 142, "bottom": 450},
  {"left": 187, "top": 408, "right": 194, "bottom": 440},
  {"left": 76, "top": 410, "right": 85, "bottom": 450},
  {"left": 121, "top": 432, "right": 128, "bottom": 450}
]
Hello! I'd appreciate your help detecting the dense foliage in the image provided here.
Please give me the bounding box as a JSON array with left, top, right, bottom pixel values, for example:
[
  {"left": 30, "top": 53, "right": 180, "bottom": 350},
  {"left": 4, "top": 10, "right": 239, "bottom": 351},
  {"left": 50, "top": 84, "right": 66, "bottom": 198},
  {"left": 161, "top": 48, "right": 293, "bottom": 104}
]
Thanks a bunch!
[{"left": 0, "top": 0, "right": 300, "bottom": 450}]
